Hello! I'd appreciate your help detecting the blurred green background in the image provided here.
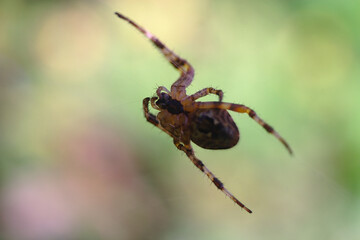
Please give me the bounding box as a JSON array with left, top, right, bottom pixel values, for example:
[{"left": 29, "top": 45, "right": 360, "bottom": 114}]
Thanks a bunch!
[{"left": 1, "top": 0, "right": 360, "bottom": 239}]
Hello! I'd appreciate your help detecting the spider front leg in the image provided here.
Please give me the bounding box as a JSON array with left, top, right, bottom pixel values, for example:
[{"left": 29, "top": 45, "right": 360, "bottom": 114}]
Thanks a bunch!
[
  {"left": 143, "top": 97, "right": 175, "bottom": 138},
  {"left": 173, "top": 140, "right": 253, "bottom": 213},
  {"left": 115, "top": 12, "right": 194, "bottom": 100},
  {"left": 192, "top": 102, "right": 293, "bottom": 154},
  {"left": 143, "top": 97, "right": 159, "bottom": 125}
]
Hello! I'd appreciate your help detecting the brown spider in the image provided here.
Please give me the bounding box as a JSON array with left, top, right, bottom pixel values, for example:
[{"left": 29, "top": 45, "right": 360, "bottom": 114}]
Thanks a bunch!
[{"left": 115, "top": 12, "right": 292, "bottom": 214}]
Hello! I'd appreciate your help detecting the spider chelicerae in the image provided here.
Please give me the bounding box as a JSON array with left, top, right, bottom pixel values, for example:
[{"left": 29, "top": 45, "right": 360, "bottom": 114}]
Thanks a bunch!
[{"left": 115, "top": 12, "right": 292, "bottom": 214}]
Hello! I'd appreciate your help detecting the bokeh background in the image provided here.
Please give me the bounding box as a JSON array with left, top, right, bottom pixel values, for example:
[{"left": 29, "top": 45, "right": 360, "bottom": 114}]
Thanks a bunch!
[{"left": 1, "top": 0, "right": 360, "bottom": 239}]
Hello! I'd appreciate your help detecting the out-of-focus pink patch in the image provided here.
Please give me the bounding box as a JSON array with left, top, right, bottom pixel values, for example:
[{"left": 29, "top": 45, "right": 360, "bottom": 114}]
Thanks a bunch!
[{"left": 1, "top": 174, "right": 76, "bottom": 240}]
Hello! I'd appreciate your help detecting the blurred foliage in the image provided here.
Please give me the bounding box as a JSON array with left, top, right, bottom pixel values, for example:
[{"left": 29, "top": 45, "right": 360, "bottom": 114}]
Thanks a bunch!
[{"left": 1, "top": 0, "right": 360, "bottom": 240}]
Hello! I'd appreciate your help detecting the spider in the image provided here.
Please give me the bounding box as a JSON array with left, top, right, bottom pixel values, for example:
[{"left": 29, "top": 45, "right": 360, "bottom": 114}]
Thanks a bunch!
[{"left": 115, "top": 12, "right": 292, "bottom": 214}]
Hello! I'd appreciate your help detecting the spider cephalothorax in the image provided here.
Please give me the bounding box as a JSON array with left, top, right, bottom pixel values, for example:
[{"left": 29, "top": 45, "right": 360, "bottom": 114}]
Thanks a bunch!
[
  {"left": 116, "top": 12, "right": 292, "bottom": 214},
  {"left": 155, "top": 93, "right": 184, "bottom": 114}
]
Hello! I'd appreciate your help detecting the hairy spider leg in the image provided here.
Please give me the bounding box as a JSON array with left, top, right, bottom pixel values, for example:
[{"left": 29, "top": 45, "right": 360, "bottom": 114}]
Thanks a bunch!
[
  {"left": 156, "top": 86, "right": 170, "bottom": 97},
  {"left": 173, "top": 140, "right": 252, "bottom": 213},
  {"left": 143, "top": 97, "right": 160, "bottom": 125},
  {"left": 184, "top": 87, "right": 224, "bottom": 103},
  {"left": 191, "top": 102, "right": 293, "bottom": 154},
  {"left": 144, "top": 97, "right": 252, "bottom": 213},
  {"left": 143, "top": 97, "right": 174, "bottom": 135},
  {"left": 115, "top": 12, "right": 194, "bottom": 100}
]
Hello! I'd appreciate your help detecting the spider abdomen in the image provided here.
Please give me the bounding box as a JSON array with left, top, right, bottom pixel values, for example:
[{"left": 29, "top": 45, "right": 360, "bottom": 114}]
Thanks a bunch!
[{"left": 190, "top": 109, "right": 239, "bottom": 149}]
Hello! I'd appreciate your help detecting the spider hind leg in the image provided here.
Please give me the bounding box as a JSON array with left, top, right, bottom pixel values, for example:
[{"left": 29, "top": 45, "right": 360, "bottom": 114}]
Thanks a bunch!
[{"left": 174, "top": 140, "right": 253, "bottom": 213}]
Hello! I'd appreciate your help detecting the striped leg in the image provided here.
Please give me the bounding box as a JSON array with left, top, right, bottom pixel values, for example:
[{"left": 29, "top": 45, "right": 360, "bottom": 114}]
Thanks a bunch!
[
  {"left": 143, "top": 98, "right": 252, "bottom": 212},
  {"left": 115, "top": 12, "right": 194, "bottom": 99},
  {"left": 143, "top": 97, "right": 175, "bottom": 139},
  {"left": 193, "top": 102, "right": 293, "bottom": 154},
  {"left": 173, "top": 140, "right": 252, "bottom": 213},
  {"left": 187, "top": 87, "right": 224, "bottom": 102},
  {"left": 143, "top": 97, "right": 159, "bottom": 126}
]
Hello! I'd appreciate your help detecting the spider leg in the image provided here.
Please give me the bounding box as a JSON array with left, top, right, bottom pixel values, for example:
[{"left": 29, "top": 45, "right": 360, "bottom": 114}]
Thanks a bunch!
[
  {"left": 143, "top": 97, "right": 159, "bottom": 125},
  {"left": 150, "top": 97, "right": 161, "bottom": 110},
  {"left": 144, "top": 98, "right": 252, "bottom": 213},
  {"left": 115, "top": 12, "right": 194, "bottom": 99},
  {"left": 191, "top": 102, "right": 293, "bottom": 154},
  {"left": 143, "top": 97, "right": 178, "bottom": 139},
  {"left": 156, "top": 86, "right": 170, "bottom": 96},
  {"left": 173, "top": 140, "right": 252, "bottom": 213},
  {"left": 185, "top": 87, "right": 223, "bottom": 102}
]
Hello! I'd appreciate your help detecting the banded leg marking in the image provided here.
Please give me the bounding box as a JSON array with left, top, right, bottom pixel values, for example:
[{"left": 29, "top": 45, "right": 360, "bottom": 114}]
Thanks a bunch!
[
  {"left": 115, "top": 12, "right": 194, "bottom": 98},
  {"left": 187, "top": 87, "right": 224, "bottom": 102},
  {"left": 193, "top": 102, "right": 293, "bottom": 154},
  {"left": 143, "top": 97, "right": 159, "bottom": 126},
  {"left": 173, "top": 140, "right": 252, "bottom": 213},
  {"left": 143, "top": 97, "right": 175, "bottom": 138}
]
